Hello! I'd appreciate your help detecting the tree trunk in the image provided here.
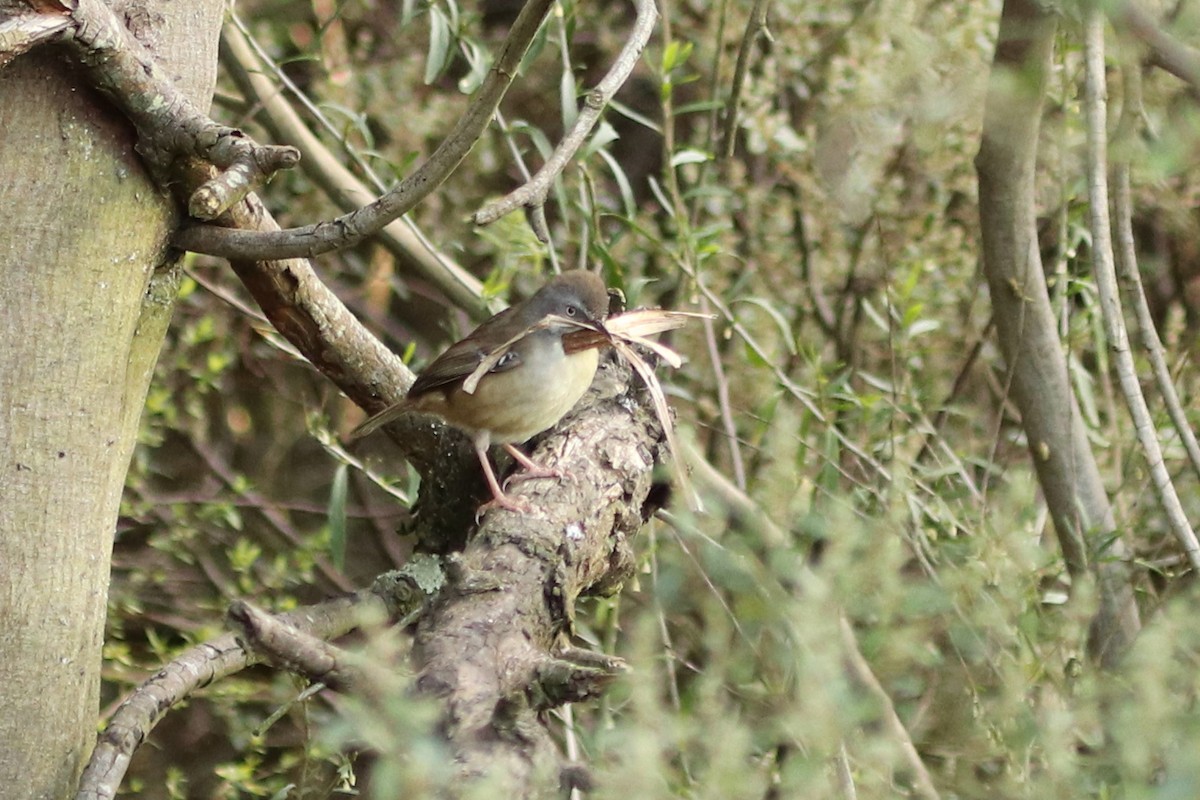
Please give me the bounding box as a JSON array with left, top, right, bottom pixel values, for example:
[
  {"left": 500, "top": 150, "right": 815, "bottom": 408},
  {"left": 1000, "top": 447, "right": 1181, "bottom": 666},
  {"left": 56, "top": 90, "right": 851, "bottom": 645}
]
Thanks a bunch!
[{"left": 0, "top": 5, "right": 223, "bottom": 796}]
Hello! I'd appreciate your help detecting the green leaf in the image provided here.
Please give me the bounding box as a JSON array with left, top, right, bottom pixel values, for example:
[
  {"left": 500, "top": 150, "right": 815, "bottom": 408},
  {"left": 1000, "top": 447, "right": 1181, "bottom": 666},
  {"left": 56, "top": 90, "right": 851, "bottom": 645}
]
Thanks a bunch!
[
  {"left": 560, "top": 70, "right": 578, "bottom": 130},
  {"left": 327, "top": 463, "right": 348, "bottom": 572},
  {"left": 596, "top": 148, "right": 635, "bottom": 218},
  {"left": 608, "top": 98, "right": 662, "bottom": 134},
  {"left": 733, "top": 297, "right": 797, "bottom": 355},
  {"left": 581, "top": 120, "right": 620, "bottom": 159},
  {"left": 661, "top": 40, "right": 693, "bottom": 73},
  {"left": 670, "top": 148, "right": 711, "bottom": 168},
  {"left": 425, "top": 6, "right": 451, "bottom": 85}
]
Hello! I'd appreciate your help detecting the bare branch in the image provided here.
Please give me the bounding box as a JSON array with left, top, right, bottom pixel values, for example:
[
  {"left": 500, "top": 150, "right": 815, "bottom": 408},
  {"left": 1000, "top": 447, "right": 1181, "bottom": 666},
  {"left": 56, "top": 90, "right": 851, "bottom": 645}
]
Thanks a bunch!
[
  {"left": 975, "top": 0, "right": 1140, "bottom": 666},
  {"left": 472, "top": 0, "right": 658, "bottom": 228},
  {"left": 173, "top": 0, "right": 557, "bottom": 261},
  {"left": 227, "top": 600, "right": 362, "bottom": 691},
  {"left": 0, "top": 7, "right": 70, "bottom": 68},
  {"left": 1110, "top": 55, "right": 1200, "bottom": 484},
  {"left": 75, "top": 590, "right": 392, "bottom": 800}
]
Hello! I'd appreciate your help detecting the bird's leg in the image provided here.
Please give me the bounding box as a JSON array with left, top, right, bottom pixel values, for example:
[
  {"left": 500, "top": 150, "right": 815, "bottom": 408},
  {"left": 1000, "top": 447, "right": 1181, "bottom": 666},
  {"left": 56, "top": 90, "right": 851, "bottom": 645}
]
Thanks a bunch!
[{"left": 474, "top": 435, "right": 533, "bottom": 513}]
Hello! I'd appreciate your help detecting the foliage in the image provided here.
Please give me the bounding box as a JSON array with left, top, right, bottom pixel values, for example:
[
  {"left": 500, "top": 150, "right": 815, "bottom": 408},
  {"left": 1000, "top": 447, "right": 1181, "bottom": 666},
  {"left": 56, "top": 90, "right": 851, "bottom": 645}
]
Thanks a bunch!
[{"left": 107, "top": 0, "right": 1200, "bottom": 796}]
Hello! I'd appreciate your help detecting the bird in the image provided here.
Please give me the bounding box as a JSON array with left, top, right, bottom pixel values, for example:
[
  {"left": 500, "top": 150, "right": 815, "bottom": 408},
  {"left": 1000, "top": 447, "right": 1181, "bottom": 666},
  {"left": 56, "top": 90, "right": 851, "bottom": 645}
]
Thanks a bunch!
[{"left": 351, "top": 271, "right": 611, "bottom": 511}]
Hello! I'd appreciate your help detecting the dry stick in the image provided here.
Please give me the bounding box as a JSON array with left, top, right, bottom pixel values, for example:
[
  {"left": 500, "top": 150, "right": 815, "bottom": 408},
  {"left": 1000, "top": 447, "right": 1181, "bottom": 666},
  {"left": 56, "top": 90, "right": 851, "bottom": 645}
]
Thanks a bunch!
[
  {"left": 174, "top": 0, "right": 557, "bottom": 260},
  {"left": 1081, "top": 9, "right": 1200, "bottom": 570},
  {"left": 75, "top": 591, "right": 390, "bottom": 800},
  {"left": 473, "top": 0, "right": 657, "bottom": 227},
  {"left": 220, "top": 20, "right": 486, "bottom": 312},
  {"left": 838, "top": 614, "right": 940, "bottom": 800}
]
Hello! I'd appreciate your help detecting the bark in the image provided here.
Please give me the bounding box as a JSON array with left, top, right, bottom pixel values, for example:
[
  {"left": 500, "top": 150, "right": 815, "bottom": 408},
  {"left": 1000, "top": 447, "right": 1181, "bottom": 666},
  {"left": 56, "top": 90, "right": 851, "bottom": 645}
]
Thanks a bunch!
[
  {"left": 0, "top": 3, "right": 223, "bottom": 796},
  {"left": 974, "top": 0, "right": 1140, "bottom": 666}
]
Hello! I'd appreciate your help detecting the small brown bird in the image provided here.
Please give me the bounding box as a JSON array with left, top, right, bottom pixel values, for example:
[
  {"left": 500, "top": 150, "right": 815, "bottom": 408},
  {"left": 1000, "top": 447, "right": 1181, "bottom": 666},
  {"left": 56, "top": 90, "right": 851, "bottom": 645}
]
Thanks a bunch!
[{"left": 353, "top": 271, "right": 610, "bottom": 511}]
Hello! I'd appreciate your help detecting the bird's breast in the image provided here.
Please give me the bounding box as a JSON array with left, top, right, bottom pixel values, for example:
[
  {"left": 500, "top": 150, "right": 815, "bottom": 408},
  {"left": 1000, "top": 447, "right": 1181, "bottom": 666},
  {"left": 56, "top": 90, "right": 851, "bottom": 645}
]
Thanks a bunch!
[{"left": 415, "top": 336, "right": 600, "bottom": 444}]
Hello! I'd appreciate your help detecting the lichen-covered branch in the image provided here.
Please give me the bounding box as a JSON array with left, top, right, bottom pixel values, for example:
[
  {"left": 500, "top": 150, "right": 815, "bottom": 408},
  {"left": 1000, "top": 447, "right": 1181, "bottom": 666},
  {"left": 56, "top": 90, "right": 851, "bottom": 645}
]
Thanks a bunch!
[{"left": 413, "top": 358, "right": 662, "bottom": 794}]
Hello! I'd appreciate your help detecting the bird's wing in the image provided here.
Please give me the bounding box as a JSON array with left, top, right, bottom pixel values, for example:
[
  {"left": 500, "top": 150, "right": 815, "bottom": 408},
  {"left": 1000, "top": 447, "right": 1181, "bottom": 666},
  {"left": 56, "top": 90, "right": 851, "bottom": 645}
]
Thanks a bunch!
[{"left": 408, "top": 306, "right": 525, "bottom": 397}]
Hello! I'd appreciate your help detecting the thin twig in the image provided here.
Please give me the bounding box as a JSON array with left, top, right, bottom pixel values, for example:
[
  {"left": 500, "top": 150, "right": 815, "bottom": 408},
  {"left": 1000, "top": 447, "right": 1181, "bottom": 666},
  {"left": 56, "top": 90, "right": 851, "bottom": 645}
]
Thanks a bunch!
[
  {"left": 473, "top": 0, "right": 658, "bottom": 227},
  {"left": 1081, "top": 7, "right": 1200, "bottom": 570},
  {"left": 699, "top": 296, "right": 748, "bottom": 489},
  {"left": 718, "top": 0, "right": 771, "bottom": 161},
  {"left": 838, "top": 614, "right": 940, "bottom": 800}
]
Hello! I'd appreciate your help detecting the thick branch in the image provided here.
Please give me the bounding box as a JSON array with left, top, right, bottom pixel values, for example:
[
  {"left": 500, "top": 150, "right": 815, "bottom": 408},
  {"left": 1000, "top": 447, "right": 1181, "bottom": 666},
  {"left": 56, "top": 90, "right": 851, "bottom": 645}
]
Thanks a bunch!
[{"left": 413, "top": 358, "right": 660, "bottom": 794}]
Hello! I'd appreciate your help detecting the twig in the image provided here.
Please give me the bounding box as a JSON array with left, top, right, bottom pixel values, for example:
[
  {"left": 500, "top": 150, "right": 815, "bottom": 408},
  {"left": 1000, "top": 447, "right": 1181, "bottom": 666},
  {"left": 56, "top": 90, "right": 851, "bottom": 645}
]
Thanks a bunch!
[
  {"left": 75, "top": 590, "right": 391, "bottom": 800},
  {"left": 838, "top": 614, "right": 940, "bottom": 800},
  {"left": 473, "top": 0, "right": 658, "bottom": 227},
  {"left": 833, "top": 741, "right": 858, "bottom": 800},
  {"left": 189, "top": 437, "right": 355, "bottom": 594},
  {"left": 174, "top": 0, "right": 557, "bottom": 260},
  {"left": 718, "top": 0, "right": 772, "bottom": 161},
  {"left": 699, "top": 296, "right": 748, "bottom": 489},
  {"left": 1081, "top": 7, "right": 1200, "bottom": 570}
]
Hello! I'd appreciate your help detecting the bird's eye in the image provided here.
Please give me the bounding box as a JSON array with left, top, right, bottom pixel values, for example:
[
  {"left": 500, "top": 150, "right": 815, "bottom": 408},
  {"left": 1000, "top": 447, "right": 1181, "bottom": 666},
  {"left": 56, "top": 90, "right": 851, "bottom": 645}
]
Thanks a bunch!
[{"left": 565, "top": 305, "right": 578, "bottom": 317}]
